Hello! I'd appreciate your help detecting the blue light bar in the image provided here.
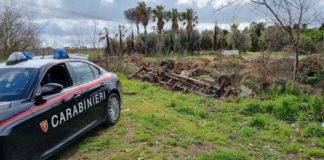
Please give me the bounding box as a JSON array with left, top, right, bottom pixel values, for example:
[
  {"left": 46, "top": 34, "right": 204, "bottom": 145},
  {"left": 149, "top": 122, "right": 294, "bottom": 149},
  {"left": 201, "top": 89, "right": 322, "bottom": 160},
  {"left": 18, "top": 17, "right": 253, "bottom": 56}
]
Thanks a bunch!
[
  {"left": 22, "top": 51, "right": 34, "bottom": 59},
  {"left": 6, "top": 52, "right": 30, "bottom": 65},
  {"left": 53, "top": 49, "right": 69, "bottom": 59}
]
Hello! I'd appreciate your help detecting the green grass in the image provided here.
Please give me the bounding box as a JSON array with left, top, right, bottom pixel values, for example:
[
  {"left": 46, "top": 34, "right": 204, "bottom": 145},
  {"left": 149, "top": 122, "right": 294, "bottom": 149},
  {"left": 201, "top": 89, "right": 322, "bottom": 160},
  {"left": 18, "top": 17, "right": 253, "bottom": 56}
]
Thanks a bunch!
[{"left": 54, "top": 74, "right": 324, "bottom": 160}]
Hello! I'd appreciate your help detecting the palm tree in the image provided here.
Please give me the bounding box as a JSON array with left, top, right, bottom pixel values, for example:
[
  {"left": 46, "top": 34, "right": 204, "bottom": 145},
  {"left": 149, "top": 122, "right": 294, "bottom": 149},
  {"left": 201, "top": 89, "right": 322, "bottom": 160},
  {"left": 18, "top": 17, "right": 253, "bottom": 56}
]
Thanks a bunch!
[
  {"left": 181, "top": 8, "right": 198, "bottom": 33},
  {"left": 137, "top": 2, "right": 151, "bottom": 36},
  {"left": 168, "top": 8, "right": 180, "bottom": 52},
  {"left": 152, "top": 5, "right": 168, "bottom": 54},
  {"left": 137, "top": 1, "right": 151, "bottom": 54},
  {"left": 124, "top": 8, "right": 141, "bottom": 36},
  {"left": 181, "top": 8, "right": 198, "bottom": 53}
]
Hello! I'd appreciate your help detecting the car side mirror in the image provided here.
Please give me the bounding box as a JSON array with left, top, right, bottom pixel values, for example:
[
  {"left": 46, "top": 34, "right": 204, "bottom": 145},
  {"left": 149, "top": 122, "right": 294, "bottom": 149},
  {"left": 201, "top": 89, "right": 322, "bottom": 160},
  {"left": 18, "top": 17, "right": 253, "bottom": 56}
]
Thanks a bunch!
[{"left": 40, "top": 83, "right": 63, "bottom": 97}]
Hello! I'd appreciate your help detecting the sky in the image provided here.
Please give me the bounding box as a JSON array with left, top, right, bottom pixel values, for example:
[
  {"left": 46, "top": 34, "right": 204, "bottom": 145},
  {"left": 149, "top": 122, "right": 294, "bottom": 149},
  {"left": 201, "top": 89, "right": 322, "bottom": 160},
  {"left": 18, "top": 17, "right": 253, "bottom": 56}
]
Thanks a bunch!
[{"left": 1, "top": 0, "right": 324, "bottom": 47}]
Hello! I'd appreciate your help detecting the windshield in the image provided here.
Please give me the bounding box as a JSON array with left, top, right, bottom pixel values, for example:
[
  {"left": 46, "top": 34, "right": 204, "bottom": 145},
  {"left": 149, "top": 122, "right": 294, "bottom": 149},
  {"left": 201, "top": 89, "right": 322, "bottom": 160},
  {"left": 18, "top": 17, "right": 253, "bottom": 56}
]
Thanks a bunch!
[{"left": 0, "top": 68, "right": 37, "bottom": 102}]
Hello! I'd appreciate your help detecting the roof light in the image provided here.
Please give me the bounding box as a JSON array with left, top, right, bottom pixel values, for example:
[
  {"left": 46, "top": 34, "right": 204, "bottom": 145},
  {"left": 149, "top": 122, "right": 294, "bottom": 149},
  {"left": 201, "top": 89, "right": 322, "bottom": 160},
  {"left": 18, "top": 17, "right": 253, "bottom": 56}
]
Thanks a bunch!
[
  {"left": 22, "top": 51, "right": 34, "bottom": 59},
  {"left": 6, "top": 52, "right": 30, "bottom": 65},
  {"left": 53, "top": 49, "right": 69, "bottom": 59}
]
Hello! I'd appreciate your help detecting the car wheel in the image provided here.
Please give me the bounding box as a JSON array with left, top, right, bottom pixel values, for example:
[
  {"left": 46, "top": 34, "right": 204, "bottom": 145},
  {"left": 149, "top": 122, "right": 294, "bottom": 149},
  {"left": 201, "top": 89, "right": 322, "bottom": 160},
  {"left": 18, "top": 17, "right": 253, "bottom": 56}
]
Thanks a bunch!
[{"left": 104, "top": 93, "right": 121, "bottom": 125}]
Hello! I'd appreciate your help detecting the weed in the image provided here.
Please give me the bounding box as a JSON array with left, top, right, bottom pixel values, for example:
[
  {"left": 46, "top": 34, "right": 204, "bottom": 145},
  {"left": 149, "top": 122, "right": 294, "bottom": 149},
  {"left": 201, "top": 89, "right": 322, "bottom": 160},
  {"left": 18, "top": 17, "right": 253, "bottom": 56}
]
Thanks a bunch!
[
  {"left": 261, "top": 149, "right": 281, "bottom": 160},
  {"left": 249, "top": 114, "right": 270, "bottom": 129},
  {"left": 268, "top": 83, "right": 285, "bottom": 97},
  {"left": 285, "top": 83, "right": 302, "bottom": 96},
  {"left": 238, "top": 127, "right": 257, "bottom": 138},
  {"left": 197, "top": 148, "right": 251, "bottom": 160},
  {"left": 241, "top": 102, "right": 262, "bottom": 116},
  {"left": 309, "top": 95, "right": 324, "bottom": 122},
  {"left": 284, "top": 142, "right": 302, "bottom": 153},
  {"left": 274, "top": 98, "right": 298, "bottom": 122},
  {"left": 304, "top": 122, "right": 324, "bottom": 138},
  {"left": 303, "top": 147, "right": 324, "bottom": 159}
]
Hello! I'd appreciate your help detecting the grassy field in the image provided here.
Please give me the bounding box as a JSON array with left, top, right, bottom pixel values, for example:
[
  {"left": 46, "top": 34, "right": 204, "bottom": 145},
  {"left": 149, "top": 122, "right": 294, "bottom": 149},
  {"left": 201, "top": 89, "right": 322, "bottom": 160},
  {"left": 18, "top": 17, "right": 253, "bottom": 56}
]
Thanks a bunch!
[{"left": 52, "top": 74, "right": 323, "bottom": 160}]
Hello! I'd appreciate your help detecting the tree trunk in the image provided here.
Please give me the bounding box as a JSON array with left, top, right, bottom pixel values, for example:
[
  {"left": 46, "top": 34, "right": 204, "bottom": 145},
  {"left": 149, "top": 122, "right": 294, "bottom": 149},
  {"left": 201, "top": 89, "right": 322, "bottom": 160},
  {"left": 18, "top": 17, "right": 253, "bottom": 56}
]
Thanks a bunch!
[
  {"left": 214, "top": 25, "right": 218, "bottom": 52},
  {"left": 172, "top": 32, "right": 176, "bottom": 52},
  {"left": 105, "top": 34, "right": 110, "bottom": 56},
  {"left": 293, "top": 49, "right": 299, "bottom": 80},
  {"left": 144, "top": 25, "right": 148, "bottom": 55},
  {"left": 136, "top": 23, "right": 140, "bottom": 36},
  {"left": 157, "top": 30, "right": 162, "bottom": 55}
]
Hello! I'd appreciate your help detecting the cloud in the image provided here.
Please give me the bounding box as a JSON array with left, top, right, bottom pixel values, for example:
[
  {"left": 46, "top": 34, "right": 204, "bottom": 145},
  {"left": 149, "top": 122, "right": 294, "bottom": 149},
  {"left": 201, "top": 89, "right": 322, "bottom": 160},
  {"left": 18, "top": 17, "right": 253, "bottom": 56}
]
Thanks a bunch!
[
  {"left": 211, "top": 0, "right": 250, "bottom": 9},
  {"left": 177, "top": 0, "right": 250, "bottom": 9},
  {"left": 176, "top": 0, "right": 210, "bottom": 8},
  {"left": 101, "top": 0, "right": 114, "bottom": 3}
]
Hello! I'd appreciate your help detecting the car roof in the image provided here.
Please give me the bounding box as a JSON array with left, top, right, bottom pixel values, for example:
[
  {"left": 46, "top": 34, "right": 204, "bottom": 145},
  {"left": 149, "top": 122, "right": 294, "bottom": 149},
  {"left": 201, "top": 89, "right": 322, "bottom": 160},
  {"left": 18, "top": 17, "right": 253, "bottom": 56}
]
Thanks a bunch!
[{"left": 0, "top": 55, "right": 89, "bottom": 69}]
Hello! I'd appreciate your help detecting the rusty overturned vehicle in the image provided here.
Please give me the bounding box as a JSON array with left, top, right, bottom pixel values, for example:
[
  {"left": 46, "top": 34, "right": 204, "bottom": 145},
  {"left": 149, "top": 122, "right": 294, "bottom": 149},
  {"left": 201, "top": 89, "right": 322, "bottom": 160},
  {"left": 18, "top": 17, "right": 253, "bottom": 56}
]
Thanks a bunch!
[{"left": 128, "top": 59, "right": 235, "bottom": 99}]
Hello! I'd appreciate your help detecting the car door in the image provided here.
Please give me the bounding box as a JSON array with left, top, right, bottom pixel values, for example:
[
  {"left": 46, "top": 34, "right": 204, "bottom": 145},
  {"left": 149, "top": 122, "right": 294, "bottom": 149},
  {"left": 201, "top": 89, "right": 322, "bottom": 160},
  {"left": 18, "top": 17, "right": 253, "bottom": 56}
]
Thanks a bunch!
[
  {"left": 27, "top": 63, "right": 83, "bottom": 158},
  {"left": 67, "top": 61, "right": 108, "bottom": 126}
]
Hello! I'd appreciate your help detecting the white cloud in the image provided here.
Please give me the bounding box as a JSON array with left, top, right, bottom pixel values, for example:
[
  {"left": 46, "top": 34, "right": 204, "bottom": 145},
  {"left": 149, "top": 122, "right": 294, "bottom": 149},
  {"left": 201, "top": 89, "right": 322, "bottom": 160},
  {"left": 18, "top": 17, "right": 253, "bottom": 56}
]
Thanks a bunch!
[
  {"left": 101, "top": 0, "right": 114, "bottom": 3},
  {"left": 177, "top": 0, "right": 250, "bottom": 9},
  {"left": 211, "top": 0, "right": 250, "bottom": 9},
  {"left": 177, "top": 0, "right": 210, "bottom": 8},
  {"left": 320, "top": 0, "right": 324, "bottom": 5}
]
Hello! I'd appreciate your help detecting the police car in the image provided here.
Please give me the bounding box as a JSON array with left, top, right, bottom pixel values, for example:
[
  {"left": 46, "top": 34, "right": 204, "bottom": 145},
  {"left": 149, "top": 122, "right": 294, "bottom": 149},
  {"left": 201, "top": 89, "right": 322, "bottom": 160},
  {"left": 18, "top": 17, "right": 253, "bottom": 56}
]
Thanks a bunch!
[{"left": 0, "top": 49, "right": 122, "bottom": 160}]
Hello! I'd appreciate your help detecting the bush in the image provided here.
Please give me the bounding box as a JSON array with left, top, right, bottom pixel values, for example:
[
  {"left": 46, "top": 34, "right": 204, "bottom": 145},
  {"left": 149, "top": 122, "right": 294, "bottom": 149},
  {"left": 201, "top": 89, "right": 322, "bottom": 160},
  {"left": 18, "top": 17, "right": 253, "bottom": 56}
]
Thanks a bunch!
[
  {"left": 285, "top": 83, "right": 302, "bottom": 96},
  {"left": 197, "top": 148, "right": 251, "bottom": 160},
  {"left": 274, "top": 99, "right": 298, "bottom": 122},
  {"left": 309, "top": 96, "right": 324, "bottom": 122},
  {"left": 305, "top": 77, "right": 320, "bottom": 85},
  {"left": 268, "top": 83, "right": 285, "bottom": 97},
  {"left": 249, "top": 114, "right": 270, "bottom": 129},
  {"left": 284, "top": 143, "right": 302, "bottom": 153},
  {"left": 241, "top": 102, "right": 262, "bottom": 116},
  {"left": 305, "top": 123, "right": 324, "bottom": 138}
]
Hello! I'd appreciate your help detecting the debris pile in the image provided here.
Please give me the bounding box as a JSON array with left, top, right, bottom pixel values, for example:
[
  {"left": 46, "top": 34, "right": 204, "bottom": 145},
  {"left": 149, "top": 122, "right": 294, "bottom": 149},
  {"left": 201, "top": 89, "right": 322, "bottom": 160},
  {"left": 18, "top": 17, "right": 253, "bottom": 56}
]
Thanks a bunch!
[
  {"left": 128, "top": 59, "right": 235, "bottom": 98},
  {"left": 126, "top": 53, "right": 323, "bottom": 98}
]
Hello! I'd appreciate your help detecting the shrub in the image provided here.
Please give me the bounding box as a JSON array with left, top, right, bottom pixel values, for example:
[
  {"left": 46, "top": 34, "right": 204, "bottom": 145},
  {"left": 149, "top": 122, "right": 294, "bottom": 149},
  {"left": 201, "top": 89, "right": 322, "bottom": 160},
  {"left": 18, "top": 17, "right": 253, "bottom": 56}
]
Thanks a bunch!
[
  {"left": 304, "top": 123, "right": 324, "bottom": 138},
  {"left": 305, "top": 77, "right": 320, "bottom": 85},
  {"left": 197, "top": 148, "right": 251, "bottom": 160},
  {"left": 285, "top": 83, "right": 302, "bottom": 96},
  {"left": 241, "top": 102, "right": 262, "bottom": 116},
  {"left": 309, "top": 96, "right": 324, "bottom": 122},
  {"left": 268, "top": 83, "right": 285, "bottom": 97},
  {"left": 249, "top": 114, "right": 270, "bottom": 129},
  {"left": 261, "top": 101, "right": 276, "bottom": 114},
  {"left": 274, "top": 99, "right": 298, "bottom": 122},
  {"left": 284, "top": 143, "right": 302, "bottom": 153},
  {"left": 303, "top": 147, "right": 324, "bottom": 158}
]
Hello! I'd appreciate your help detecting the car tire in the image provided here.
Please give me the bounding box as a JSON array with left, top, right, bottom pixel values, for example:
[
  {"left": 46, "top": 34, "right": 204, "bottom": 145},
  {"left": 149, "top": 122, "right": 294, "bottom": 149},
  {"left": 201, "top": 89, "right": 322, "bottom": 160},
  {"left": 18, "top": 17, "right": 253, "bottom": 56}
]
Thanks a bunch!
[
  {"left": 160, "top": 59, "right": 175, "bottom": 70},
  {"left": 104, "top": 93, "right": 121, "bottom": 125}
]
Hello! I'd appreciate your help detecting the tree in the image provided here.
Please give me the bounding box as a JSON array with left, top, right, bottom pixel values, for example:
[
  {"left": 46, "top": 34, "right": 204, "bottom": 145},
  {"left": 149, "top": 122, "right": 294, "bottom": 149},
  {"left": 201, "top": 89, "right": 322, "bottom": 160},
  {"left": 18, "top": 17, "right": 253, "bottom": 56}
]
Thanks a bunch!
[
  {"left": 152, "top": 5, "right": 168, "bottom": 54},
  {"left": 250, "top": 0, "right": 315, "bottom": 80},
  {"left": 137, "top": 1, "right": 151, "bottom": 54},
  {"left": 226, "top": 24, "right": 251, "bottom": 52},
  {"left": 181, "top": 8, "right": 198, "bottom": 53},
  {"left": 320, "top": 23, "right": 324, "bottom": 30},
  {"left": 99, "top": 27, "right": 111, "bottom": 55},
  {"left": 0, "top": 6, "right": 40, "bottom": 57},
  {"left": 137, "top": 2, "right": 151, "bottom": 36},
  {"left": 250, "top": 22, "right": 265, "bottom": 51},
  {"left": 168, "top": 9, "right": 180, "bottom": 52},
  {"left": 181, "top": 8, "right": 198, "bottom": 33},
  {"left": 124, "top": 8, "right": 141, "bottom": 36},
  {"left": 200, "top": 30, "right": 214, "bottom": 50}
]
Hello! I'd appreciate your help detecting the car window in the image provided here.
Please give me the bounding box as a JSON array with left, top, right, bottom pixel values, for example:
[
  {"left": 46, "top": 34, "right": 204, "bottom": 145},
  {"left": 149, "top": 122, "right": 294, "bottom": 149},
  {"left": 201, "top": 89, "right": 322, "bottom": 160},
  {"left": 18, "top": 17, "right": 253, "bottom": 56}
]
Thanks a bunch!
[
  {"left": 69, "top": 62, "right": 95, "bottom": 84},
  {"left": 0, "top": 68, "right": 37, "bottom": 101},
  {"left": 90, "top": 65, "right": 101, "bottom": 77},
  {"left": 41, "top": 64, "right": 72, "bottom": 88}
]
